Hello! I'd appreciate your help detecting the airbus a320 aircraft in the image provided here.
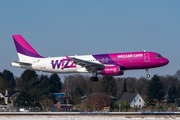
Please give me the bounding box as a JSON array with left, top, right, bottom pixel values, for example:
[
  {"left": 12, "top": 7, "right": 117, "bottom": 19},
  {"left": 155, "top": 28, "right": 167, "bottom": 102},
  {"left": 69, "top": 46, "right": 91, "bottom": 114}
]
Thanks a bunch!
[{"left": 11, "top": 35, "right": 169, "bottom": 82}]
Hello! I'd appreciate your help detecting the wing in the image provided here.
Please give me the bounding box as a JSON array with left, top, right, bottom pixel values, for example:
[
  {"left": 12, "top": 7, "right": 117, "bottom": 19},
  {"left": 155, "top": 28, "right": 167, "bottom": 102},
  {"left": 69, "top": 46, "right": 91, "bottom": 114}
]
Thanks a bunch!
[{"left": 69, "top": 57, "right": 104, "bottom": 73}]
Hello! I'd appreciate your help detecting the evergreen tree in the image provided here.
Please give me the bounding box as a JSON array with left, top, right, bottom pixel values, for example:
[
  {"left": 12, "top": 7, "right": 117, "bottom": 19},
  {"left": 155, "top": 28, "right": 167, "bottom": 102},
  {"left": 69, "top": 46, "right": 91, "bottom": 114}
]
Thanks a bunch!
[
  {"left": 121, "top": 100, "right": 130, "bottom": 111},
  {"left": 40, "top": 75, "right": 50, "bottom": 87},
  {"left": 0, "top": 73, "right": 7, "bottom": 92},
  {"left": 3, "top": 70, "right": 15, "bottom": 90},
  {"left": 0, "top": 98, "right": 5, "bottom": 105},
  {"left": 122, "top": 79, "right": 127, "bottom": 94},
  {"left": 177, "top": 83, "right": 180, "bottom": 100},
  {"left": 15, "top": 71, "right": 60, "bottom": 107},
  {"left": 145, "top": 75, "right": 165, "bottom": 105},
  {"left": 111, "top": 101, "right": 119, "bottom": 111},
  {"left": 16, "top": 88, "right": 32, "bottom": 106},
  {"left": 21, "top": 70, "right": 37, "bottom": 82},
  {"left": 16, "top": 70, "right": 39, "bottom": 107},
  {"left": 168, "top": 82, "right": 177, "bottom": 102},
  {"left": 101, "top": 76, "right": 117, "bottom": 96},
  {"left": 49, "top": 74, "right": 62, "bottom": 92}
]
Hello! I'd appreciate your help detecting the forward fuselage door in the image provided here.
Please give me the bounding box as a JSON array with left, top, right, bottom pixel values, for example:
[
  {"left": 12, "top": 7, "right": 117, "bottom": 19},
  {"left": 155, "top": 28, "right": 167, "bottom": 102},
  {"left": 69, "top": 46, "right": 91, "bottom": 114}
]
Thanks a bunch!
[{"left": 144, "top": 53, "right": 150, "bottom": 62}]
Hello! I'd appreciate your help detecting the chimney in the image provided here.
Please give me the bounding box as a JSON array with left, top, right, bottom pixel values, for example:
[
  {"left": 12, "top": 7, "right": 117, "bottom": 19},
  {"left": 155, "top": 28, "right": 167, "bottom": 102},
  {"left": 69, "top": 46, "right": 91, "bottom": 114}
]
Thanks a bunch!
[{"left": 5, "top": 90, "right": 8, "bottom": 96}]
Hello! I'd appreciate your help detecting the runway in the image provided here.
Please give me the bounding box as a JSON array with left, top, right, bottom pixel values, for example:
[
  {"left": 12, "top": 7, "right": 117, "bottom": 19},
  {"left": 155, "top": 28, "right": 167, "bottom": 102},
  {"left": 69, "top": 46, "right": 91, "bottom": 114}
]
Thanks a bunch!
[
  {"left": 1, "top": 112, "right": 180, "bottom": 120},
  {"left": 0, "top": 115, "right": 180, "bottom": 120}
]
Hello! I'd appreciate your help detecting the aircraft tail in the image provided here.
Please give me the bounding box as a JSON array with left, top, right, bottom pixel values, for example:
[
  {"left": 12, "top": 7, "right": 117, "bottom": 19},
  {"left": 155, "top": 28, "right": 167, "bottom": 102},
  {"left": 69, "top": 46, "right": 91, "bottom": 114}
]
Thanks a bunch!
[{"left": 12, "top": 35, "right": 43, "bottom": 61}]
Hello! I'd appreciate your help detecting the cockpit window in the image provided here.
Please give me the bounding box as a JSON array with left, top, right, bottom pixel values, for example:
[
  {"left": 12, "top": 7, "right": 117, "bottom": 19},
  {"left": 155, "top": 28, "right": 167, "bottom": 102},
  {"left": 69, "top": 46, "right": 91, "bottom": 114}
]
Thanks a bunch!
[{"left": 155, "top": 54, "right": 163, "bottom": 58}]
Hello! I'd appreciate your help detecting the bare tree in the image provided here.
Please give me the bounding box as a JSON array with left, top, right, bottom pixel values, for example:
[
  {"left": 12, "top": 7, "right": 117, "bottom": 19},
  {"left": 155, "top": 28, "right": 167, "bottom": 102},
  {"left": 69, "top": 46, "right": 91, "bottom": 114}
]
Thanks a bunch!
[
  {"left": 39, "top": 97, "right": 53, "bottom": 111},
  {"left": 115, "top": 77, "right": 124, "bottom": 96},
  {"left": 159, "top": 75, "right": 178, "bottom": 94},
  {"left": 85, "top": 93, "right": 111, "bottom": 111},
  {"left": 126, "top": 77, "right": 137, "bottom": 92},
  {"left": 14, "top": 76, "right": 23, "bottom": 91},
  {"left": 135, "top": 77, "right": 149, "bottom": 98}
]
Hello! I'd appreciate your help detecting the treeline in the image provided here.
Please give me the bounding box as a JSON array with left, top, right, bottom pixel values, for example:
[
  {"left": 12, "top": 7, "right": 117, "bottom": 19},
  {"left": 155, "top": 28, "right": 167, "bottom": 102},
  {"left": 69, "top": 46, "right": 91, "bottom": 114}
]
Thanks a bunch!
[
  {"left": 63, "top": 74, "right": 179, "bottom": 106},
  {"left": 0, "top": 69, "right": 180, "bottom": 107},
  {"left": 0, "top": 70, "right": 15, "bottom": 92}
]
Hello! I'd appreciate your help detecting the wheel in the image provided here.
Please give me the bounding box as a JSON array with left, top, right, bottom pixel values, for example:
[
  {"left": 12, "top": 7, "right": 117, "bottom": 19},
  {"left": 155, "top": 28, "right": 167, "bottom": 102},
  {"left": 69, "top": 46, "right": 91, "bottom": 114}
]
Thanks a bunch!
[
  {"left": 147, "top": 74, "right": 150, "bottom": 78},
  {"left": 94, "top": 77, "right": 99, "bottom": 82},
  {"left": 90, "top": 76, "right": 94, "bottom": 81},
  {"left": 90, "top": 76, "right": 99, "bottom": 82}
]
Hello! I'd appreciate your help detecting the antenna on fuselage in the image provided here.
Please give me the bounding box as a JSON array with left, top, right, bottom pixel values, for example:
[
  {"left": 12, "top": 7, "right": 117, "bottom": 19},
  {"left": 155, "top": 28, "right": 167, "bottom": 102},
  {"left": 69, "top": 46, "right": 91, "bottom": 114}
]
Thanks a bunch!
[{"left": 144, "top": 50, "right": 146, "bottom": 52}]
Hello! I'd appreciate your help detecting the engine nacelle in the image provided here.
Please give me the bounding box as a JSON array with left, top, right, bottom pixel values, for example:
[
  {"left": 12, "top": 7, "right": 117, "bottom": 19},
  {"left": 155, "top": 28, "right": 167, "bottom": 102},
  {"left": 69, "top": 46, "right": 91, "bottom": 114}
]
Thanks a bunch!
[{"left": 100, "top": 66, "right": 124, "bottom": 76}]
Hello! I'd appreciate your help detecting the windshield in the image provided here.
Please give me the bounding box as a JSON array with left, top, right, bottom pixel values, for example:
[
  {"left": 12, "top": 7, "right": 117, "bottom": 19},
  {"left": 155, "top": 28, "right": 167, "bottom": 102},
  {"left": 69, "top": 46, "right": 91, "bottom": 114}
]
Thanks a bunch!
[{"left": 155, "top": 54, "right": 163, "bottom": 58}]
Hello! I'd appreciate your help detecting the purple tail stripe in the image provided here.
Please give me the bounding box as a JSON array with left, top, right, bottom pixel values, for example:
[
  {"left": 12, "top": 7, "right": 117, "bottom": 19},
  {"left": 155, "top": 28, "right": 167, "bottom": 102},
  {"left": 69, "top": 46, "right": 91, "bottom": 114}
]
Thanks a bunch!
[{"left": 13, "top": 38, "right": 43, "bottom": 58}]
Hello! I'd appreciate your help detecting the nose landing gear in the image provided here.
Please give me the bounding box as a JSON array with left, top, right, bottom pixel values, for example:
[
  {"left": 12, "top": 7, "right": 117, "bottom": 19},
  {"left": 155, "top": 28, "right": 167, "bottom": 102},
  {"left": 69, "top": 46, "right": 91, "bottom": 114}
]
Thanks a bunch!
[{"left": 146, "top": 69, "right": 150, "bottom": 78}]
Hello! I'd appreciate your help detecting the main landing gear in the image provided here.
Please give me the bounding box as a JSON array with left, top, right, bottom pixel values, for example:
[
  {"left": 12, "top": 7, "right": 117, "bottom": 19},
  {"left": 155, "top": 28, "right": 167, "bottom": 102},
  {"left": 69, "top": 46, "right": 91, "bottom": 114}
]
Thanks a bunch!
[
  {"left": 146, "top": 69, "right": 150, "bottom": 78},
  {"left": 90, "top": 76, "right": 99, "bottom": 82},
  {"left": 90, "top": 73, "right": 99, "bottom": 82}
]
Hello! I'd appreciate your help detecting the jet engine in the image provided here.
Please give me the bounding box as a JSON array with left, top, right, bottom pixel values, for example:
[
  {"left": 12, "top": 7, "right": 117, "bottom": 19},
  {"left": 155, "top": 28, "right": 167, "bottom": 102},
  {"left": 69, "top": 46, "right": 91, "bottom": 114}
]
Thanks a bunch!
[{"left": 99, "top": 66, "right": 124, "bottom": 76}]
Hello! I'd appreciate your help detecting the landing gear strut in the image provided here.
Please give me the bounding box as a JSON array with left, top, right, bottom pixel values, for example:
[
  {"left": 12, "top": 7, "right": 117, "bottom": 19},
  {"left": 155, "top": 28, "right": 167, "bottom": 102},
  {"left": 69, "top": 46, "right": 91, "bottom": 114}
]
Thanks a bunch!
[
  {"left": 90, "top": 73, "right": 99, "bottom": 82},
  {"left": 146, "top": 69, "right": 150, "bottom": 78}
]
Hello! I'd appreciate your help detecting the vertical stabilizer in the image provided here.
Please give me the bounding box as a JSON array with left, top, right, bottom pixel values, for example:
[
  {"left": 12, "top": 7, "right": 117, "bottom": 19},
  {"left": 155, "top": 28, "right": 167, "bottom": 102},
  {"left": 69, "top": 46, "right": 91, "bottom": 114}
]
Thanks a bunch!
[{"left": 12, "top": 35, "right": 43, "bottom": 61}]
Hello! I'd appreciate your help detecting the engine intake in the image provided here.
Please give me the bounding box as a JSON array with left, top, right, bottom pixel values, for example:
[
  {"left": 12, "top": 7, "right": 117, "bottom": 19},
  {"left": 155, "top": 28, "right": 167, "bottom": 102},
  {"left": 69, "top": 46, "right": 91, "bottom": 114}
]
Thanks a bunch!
[{"left": 100, "top": 66, "right": 124, "bottom": 76}]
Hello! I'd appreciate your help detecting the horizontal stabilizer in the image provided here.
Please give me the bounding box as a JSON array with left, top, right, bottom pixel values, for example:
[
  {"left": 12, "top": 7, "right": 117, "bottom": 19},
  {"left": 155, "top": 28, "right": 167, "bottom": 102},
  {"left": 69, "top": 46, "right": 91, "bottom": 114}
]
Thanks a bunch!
[{"left": 11, "top": 61, "right": 32, "bottom": 65}]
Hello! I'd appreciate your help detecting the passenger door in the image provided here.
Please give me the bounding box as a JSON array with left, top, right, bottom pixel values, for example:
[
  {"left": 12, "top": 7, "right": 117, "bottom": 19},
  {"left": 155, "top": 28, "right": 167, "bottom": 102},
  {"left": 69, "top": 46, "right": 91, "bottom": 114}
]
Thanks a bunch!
[{"left": 144, "top": 53, "right": 150, "bottom": 62}]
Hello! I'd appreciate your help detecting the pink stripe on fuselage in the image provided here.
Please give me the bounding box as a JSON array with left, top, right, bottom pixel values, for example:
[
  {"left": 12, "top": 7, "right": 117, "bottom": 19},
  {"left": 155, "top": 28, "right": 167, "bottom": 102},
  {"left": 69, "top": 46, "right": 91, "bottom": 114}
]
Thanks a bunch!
[{"left": 12, "top": 35, "right": 39, "bottom": 55}]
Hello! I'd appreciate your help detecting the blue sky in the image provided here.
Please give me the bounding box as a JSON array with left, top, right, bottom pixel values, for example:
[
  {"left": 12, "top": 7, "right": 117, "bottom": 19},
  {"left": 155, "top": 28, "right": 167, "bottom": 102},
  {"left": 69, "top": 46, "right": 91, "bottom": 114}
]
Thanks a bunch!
[{"left": 0, "top": 0, "right": 180, "bottom": 79}]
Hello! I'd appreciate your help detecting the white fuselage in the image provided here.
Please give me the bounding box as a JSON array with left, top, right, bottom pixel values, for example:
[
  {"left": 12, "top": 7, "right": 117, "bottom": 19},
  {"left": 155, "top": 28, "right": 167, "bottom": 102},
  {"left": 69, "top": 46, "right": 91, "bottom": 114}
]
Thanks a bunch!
[{"left": 12, "top": 54, "right": 102, "bottom": 74}]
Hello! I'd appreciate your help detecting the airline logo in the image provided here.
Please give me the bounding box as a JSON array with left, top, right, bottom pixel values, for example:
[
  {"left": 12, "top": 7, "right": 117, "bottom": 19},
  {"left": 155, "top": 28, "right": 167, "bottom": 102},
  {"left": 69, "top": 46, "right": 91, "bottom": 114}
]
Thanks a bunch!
[
  {"left": 51, "top": 59, "right": 76, "bottom": 70},
  {"left": 117, "top": 54, "right": 143, "bottom": 58}
]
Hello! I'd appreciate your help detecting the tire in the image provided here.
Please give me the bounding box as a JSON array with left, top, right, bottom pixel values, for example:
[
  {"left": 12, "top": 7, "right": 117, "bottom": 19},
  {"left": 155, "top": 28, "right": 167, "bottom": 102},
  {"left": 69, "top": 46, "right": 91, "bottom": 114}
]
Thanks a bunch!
[
  {"left": 90, "top": 76, "right": 99, "bottom": 82},
  {"left": 147, "top": 74, "right": 150, "bottom": 78}
]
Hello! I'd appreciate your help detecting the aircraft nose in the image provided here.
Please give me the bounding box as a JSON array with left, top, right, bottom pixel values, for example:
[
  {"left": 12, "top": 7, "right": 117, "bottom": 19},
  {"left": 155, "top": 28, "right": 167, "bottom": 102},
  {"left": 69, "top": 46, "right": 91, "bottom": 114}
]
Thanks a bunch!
[{"left": 161, "top": 58, "right": 169, "bottom": 65}]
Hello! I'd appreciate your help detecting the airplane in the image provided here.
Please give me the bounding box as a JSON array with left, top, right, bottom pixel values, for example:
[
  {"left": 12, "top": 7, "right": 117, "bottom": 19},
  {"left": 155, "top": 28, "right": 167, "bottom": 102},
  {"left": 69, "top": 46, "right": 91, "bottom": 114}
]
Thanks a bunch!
[{"left": 11, "top": 35, "right": 169, "bottom": 82}]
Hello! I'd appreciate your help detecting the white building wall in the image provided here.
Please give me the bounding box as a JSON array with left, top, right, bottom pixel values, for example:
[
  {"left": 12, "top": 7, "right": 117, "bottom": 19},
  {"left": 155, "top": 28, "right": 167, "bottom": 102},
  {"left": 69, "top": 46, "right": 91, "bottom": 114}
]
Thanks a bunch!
[
  {"left": 0, "top": 93, "right": 3, "bottom": 98},
  {"left": 130, "top": 94, "right": 145, "bottom": 108}
]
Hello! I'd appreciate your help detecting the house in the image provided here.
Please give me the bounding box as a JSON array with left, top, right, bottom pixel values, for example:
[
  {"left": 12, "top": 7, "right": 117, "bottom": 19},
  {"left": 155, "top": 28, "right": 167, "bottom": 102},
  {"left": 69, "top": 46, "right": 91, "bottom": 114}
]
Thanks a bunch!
[
  {"left": 0, "top": 90, "right": 18, "bottom": 106},
  {"left": 118, "top": 92, "right": 145, "bottom": 108},
  {"left": 80, "top": 92, "right": 116, "bottom": 111},
  {"left": 80, "top": 92, "right": 117, "bottom": 101},
  {"left": 51, "top": 93, "right": 73, "bottom": 111}
]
